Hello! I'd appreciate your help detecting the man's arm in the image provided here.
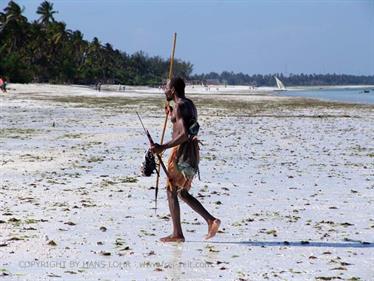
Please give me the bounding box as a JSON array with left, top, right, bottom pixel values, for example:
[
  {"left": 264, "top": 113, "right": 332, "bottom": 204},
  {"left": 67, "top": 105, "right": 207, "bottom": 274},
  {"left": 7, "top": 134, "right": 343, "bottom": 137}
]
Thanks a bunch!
[
  {"left": 151, "top": 103, "right": 188, "bottom": 154},
  {"left": 162, "top": 118, "right": 188, "bottom": 149}
]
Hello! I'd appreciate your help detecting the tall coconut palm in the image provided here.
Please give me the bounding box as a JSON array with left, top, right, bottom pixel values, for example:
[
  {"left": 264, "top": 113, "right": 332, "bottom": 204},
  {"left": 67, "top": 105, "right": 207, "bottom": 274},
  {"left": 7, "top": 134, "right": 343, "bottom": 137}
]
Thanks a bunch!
[
  {"left": 36, "top": 1, "right": 57, "bottom": 25},
  {"left": 0, "top": 1, "right": 33, "bottom": 81},
  {"left": 3, "top": 1, "right": 27, "bottom": 24},
  {"left": 1, "top": 1, "right": 29, "bottom": 53},
  {"left": 48, "top": 21, "right": 71, "bottom": 45},
  {"left": 71, "top": 30, "right": 87, "bottom": 64}
]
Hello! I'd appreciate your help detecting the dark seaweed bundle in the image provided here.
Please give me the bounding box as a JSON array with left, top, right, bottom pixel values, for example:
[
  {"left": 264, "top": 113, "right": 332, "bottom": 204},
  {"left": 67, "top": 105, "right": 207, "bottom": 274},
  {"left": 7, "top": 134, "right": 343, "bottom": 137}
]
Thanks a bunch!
[{"left": 141, "top": 149, "right": 156, "bottom": 177}]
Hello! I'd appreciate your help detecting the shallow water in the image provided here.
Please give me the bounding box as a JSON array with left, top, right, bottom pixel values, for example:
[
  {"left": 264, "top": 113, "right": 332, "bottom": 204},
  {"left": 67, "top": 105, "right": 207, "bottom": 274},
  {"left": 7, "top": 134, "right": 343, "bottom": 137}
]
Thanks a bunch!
[{"left": 280, "top": 88, "right": 374, "bottom": 104}]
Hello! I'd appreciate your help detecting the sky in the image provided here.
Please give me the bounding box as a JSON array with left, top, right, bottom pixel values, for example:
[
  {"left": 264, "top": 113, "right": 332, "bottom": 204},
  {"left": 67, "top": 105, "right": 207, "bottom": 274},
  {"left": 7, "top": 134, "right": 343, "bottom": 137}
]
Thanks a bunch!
[{"left": 2, "top": 0, "right": 374, "bottom": 75}]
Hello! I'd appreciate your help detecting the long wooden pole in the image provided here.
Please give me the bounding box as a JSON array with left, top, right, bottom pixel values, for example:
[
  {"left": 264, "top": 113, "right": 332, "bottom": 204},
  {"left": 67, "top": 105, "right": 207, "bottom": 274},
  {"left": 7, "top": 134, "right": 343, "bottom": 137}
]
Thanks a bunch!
[{"left": 154, "top": 32, "right": 177, "bottom": 208}]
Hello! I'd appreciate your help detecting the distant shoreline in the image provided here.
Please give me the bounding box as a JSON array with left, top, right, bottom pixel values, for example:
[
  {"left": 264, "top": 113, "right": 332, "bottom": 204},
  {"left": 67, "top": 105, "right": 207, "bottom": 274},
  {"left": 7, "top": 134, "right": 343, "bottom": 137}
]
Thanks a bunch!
[
  {"left": 4, "top": 83, "right": 374, "bottom": 92},
  {"left": 279, "top": 84, "right": 374, "bottom": 91},
  {"left": 3, "top": 83, "right": 374, "bottom": 107}
]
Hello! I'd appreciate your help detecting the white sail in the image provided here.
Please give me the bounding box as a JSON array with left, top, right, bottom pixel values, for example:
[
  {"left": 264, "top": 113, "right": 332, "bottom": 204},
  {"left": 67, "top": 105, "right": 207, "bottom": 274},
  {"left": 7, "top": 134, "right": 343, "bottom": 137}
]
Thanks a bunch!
[{"left": 274, "top": 76, "right": 286, "bottom": 90}]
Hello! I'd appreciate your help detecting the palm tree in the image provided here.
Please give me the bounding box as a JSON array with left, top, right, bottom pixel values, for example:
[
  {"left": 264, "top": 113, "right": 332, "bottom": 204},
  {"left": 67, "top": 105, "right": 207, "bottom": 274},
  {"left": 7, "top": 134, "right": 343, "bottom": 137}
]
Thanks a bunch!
[
  {"left": 2, "top": 1, "right": 27, "bottom": 31},
  {"left": 36, "top": 1, "right": 57, "bottom": 25},
  {"left": 80, "top": 37, "right": 104, "bottom": 82},
  {"left": 0, "top": 1, "right": 33, "bottom": 82},
  {"left": 71, "top": 30, "right": 87, "bottom": 63},
  {"left": 3, "top": 1, "right": 27, "bottom": 23},
  {"left": 48, "top": 21, "right": 71, "bottom": 45},
  {"left": 0, "top": 11, "right": 6, "bottom": 32},
  {"left": 1, "top": 1, "right": 29, "bottom": 53}
]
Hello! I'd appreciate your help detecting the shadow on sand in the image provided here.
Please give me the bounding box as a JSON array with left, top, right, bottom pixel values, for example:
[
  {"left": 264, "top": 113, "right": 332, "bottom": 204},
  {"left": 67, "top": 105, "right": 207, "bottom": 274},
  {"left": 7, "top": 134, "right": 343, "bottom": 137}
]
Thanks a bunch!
[{"left": 188, "top": 240, "right": 373, "bottom": 248}]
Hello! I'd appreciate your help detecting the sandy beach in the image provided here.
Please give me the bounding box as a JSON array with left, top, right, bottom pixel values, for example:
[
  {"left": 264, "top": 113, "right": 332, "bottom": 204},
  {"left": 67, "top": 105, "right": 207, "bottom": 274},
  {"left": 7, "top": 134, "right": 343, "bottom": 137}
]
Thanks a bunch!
[{"left": 1, "top": 84, "right": 373, "bottom": 280}]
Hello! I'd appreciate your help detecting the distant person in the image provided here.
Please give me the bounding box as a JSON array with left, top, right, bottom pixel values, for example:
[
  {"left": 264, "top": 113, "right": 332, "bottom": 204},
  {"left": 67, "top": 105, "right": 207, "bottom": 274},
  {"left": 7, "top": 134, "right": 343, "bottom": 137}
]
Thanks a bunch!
[
  {"left": 0, "top": 77, "right": 7, "bottom": 93},
  {"left": 151, "top": 77, "right": 221, "bottom": 242},
  {"left": 96, "top": 81, "right": 101, "bottom": 92}
]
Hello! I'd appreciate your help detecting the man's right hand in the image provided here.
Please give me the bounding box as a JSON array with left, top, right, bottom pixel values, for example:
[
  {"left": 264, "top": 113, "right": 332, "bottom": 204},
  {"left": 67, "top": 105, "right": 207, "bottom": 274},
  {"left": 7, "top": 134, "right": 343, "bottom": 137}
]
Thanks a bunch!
[{"left": 150, "top": 143, "right": 165, "bottom": 155}]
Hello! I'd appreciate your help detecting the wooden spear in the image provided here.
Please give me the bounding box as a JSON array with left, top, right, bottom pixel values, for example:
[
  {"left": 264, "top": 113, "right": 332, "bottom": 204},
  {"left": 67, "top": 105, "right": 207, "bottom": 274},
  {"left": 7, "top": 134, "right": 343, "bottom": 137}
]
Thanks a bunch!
[{"left": 154, "top": 33, "right": 177, "bottom": 208}]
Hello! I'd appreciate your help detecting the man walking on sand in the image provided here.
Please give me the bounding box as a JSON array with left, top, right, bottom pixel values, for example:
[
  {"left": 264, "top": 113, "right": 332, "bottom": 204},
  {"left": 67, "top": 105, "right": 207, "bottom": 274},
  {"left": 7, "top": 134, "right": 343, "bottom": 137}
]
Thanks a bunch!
[{"left": 151, "top": 77, "right": 221, "bottom": 242}]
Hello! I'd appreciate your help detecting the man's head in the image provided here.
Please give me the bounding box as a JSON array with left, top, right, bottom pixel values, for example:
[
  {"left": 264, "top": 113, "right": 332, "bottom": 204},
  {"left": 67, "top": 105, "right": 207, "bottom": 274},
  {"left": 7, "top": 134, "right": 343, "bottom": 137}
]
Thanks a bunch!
[{"left": 165, "top": 77, "right": 185, "bottom": 101}]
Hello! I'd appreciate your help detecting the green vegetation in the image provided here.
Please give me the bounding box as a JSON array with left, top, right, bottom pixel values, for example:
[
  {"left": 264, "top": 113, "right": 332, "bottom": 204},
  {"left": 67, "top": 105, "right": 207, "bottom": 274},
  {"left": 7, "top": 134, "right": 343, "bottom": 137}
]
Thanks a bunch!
[
  {"left": 191, "top": 72, "right": 374, "bottom": 86},
  {"left": 0, "top": 128, "right": 41, "bottom": 139},
  {"left": 0, "top": 1, "right": 193, "bottom": 84}
]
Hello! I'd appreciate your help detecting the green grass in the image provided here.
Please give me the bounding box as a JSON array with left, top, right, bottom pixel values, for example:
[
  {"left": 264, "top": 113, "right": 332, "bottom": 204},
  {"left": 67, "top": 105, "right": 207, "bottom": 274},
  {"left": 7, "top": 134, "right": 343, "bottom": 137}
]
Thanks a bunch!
[{"left": 0, "top": 128, "right": 41, "bottom": 139}]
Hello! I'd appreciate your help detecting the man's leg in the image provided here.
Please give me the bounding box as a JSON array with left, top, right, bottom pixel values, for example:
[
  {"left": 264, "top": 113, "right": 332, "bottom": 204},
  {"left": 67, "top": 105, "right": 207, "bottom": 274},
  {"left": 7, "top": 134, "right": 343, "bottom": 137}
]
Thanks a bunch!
[
  {"left": 178, "top": 189, "right": 221, "bottom": 239},
  {"left": 160, "top": 187, "right": 185, "bottom": 242}
]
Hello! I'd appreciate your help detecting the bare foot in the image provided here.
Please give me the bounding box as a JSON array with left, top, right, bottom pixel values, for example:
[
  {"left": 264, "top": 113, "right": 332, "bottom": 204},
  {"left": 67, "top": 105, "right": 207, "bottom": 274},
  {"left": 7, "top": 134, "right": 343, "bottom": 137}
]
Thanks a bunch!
[
  {"left": 205, "top": 219, "right": 221, "bottom": 240},
  {"left": 160, "top": 235, "right": 185, "bottom": 243}
]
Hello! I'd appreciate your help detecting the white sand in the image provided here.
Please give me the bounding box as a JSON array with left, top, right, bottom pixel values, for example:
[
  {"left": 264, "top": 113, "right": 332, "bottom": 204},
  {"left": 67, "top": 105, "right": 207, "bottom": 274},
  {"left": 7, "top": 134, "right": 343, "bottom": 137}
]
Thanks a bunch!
[{"left": 0, "top": 84, "right": 373, "bottom": 280}]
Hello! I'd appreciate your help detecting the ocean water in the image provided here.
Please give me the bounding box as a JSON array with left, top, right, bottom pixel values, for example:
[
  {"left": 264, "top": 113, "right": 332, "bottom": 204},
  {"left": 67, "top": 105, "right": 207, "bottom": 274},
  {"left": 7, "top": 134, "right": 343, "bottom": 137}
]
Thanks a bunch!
[{"left": 280, "top": 88, "right": 374, "bottom": 104}]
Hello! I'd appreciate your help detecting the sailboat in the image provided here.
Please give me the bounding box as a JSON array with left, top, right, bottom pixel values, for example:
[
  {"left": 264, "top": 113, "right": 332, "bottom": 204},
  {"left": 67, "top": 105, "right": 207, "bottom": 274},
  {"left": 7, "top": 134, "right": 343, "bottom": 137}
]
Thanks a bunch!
[{"left": 274, "top": 76, "right": 286, "bottom": 91}]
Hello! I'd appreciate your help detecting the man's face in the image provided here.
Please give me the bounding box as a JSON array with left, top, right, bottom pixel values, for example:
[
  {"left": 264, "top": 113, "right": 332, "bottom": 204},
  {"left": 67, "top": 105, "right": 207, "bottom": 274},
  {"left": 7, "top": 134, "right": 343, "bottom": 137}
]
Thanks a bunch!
[{"left": 164, "top": 81, "right": 174, "bottom": 101}]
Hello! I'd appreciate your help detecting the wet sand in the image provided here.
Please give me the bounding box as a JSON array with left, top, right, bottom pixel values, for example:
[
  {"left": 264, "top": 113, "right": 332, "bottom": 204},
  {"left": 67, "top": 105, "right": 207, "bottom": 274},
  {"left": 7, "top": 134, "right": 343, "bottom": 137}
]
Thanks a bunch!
[{"left": 1, "top": 84, "right": 373, "bottom": 280}]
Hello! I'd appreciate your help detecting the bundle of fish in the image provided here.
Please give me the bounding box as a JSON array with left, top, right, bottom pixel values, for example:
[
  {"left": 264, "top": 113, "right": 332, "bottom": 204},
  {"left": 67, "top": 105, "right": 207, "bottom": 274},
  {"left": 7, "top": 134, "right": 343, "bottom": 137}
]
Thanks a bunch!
[{"left": 141, "top": 149, "right": 156, "bottom": 177}]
